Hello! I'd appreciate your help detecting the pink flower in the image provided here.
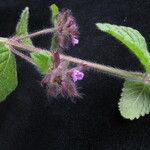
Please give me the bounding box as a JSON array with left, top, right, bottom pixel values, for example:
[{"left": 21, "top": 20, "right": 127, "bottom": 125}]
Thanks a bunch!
[
  {"left": 41, "top": 62, "right": 82, "bottom": 98},
  {"left": 71, "top": 69, "right": 84, "bottom": 82},
  {"left": 55, "top": 9, "right": 79, "bottom": 49},
  {"left": 72, "top": 37, "right": 79, "bottom": 46}
]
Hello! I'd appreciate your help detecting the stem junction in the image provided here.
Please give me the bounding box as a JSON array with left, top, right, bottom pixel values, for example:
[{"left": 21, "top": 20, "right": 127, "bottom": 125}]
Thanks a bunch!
[{"left": 2, "top": 27, "right": 149, "bottom": 84}]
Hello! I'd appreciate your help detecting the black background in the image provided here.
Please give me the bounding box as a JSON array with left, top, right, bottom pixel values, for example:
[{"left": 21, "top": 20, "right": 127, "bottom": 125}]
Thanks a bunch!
[{"left": 0, "top": 0, "right": 150, "bottom": 149}]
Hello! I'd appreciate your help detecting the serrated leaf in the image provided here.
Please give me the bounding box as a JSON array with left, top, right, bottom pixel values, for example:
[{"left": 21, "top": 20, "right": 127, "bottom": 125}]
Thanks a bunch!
[
  {"left": 119, "top": 81, "right": 150, "bottom": 120},
  {"left": 31, "top": 51, "right": 52, "bottom": 74},
  {"left": 0, "top": 42, "right": 18, "bottom": 102},
  {"left": 16, "top": 7, "right": 33, "bottom": 45},
  {"left": 96, "top": 23, "right": 150, "bottom": 73},
  {"left": 50, "top": 4, "right": 59, "bottom": 25}
]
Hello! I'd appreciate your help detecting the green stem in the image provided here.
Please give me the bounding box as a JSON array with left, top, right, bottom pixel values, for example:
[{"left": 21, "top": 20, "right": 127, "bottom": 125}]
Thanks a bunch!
[
  {"left": 0, "top": 37, "right": 7, "bottom": 42},
  {"left": 17, "top": 28, "right": 55, "bottom": 40},
  {"left": 60, "top": 54, "right": 145, "bottom": 82},
  {"left": 2, "top": 26, "right": 147, "bottom": 83},
  {"left": 10, "top": 46, "right": 35, "bottom": 65},
  {"left": 6, "top": 39, "right": 146, "bottom": 83}
]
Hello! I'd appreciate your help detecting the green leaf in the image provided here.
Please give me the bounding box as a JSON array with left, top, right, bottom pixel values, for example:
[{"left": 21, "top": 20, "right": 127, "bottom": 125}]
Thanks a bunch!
[
  {"left": 0, "top": 42, "right": 18, "bottom": 102},
  {"left": 119, "top": 81, "right": 150, "bottom": 120},
  {"left": 16, "top": 7, "right": 33, "bottom": 45},
  {"left": 50, "top": 4, "right": 59, "bottom": 51},
  {"left": 50, "top": 36, "right": 58, "bottom": 50},
  {"left": 96, "top": 23, "right": 150, "bottom": 73},
  {"left": 50, "top": 4, "right": 59, "bottom": 25},
  {"left": 31, "top": 51, "right": 52, "bottom": 74}
]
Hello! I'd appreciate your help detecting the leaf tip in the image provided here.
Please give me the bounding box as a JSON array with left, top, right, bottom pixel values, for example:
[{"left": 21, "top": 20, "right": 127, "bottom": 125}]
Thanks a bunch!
[
  {"left": 50, "top": 3, "right": 59, "bottom": 13},
  {"left": 22, "top": 7, "right": 29, "bottom": 14},
  {"left": 95, "top": 23, "right": 99, "bottom": 28},
  {"left": 96, "top": 23, "right": 108, "bottom": 31},
  {"left": 24, "top": 7, "right": 29, "bottom": 11}
]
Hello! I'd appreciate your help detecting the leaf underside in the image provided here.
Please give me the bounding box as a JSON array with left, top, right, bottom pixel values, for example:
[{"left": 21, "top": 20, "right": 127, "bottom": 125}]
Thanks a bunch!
[
  {"left": 96, "top": 23, "right": 150, "bottom": 73},
  {"left": 0, "top": 42, "right": 17, "bottom": 102},
  {"left": 119, "top": 81, "right": 150, "bottom": 120},
  {"left": 96, "top": 23, "right": 150, "bottom": 120}
]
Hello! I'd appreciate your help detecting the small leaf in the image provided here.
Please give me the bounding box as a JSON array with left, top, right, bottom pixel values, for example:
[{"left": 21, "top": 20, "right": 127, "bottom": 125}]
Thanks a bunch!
[
  {"left": 50, "top": 36, "right": 58, "bottom": 50},
  {"left": 16, "top": 7, "right": 33, "bottom": 45},
  {"left": 119, "top": 81, "right": 150, "bottom": 120},
  {"left": 96, "top": 23, "right": 150, "bottom": 73},
  {"left": 0, "top": 42, "right": 18, "bottom": 102},
  {"left": 50, "top": 4, "right": 59, "bottom": 51},
  {"left": 31, "top": 51, "right": 52, "bottom": 74},
  {"left": 50, "top": 4, "right": 59, "bottom": 25}
]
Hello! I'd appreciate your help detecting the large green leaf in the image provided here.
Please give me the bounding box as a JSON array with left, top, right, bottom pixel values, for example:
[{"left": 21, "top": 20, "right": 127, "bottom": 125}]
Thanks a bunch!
[
  {"left": 96, "top": 23, "right": 150, "bottom": 73},
  {"left": 0, "top": 42, "right": 18, "bottom": 101},
  {"left": 16, "top": 7, "right": 33, "bottom": 45},
  {"left": 31, "top": 51, "right": 52, "bottom": 74},
  {"left": 119, "top": 81, "right": 150, "bottom": 120}
]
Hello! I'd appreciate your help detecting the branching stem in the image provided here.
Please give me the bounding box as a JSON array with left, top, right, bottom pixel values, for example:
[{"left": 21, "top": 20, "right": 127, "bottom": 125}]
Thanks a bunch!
[
  {"left": 60, "top": 54, "right": 145, "bottom": 82},
  {"left": 17, "top": 28, "right": 55, "bottom": 40},
  {"left": 10, "top": 46, "right": 35, "bottom": 65},
  {"left": 4, "top": 29, "right": 147, "bottom": 84},
  {"left": 6, "top": 39, "right": 146, "bottom": 83}
]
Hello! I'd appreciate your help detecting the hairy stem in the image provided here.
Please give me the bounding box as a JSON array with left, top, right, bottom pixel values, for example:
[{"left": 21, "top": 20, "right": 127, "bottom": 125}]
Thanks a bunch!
[
  {"left": 60, "top": 54, "right": 145, "bottom": 82},
  {"left": 17, "top": 28, "right": 55, "bottom": 40},
  {"left": 6, "top": 39, "right": 146, "bottom": 83},
  {"left": 10, "top": 46, "right": 35, "bottom": 65},
  {"left": 0, "top": 37, "right": 7, "bottom": 42}
]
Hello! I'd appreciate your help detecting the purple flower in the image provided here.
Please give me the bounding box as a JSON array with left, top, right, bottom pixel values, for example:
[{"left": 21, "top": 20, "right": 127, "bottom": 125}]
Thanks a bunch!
[
  {"left": 71, "top": 69, "right": 84, "bottom": 82},
  {"left": 41, "top": 62, "right": 82, "bottom": 98},
  {"left": 55, "top": 9, "right": 79, "bottom": 49},
  {"left": 72, "top": 37, "right": 79, "bottom": 46}
]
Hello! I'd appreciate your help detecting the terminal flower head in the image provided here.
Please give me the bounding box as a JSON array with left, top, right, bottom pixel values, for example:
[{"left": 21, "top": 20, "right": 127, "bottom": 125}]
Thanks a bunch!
[{"left": 55, "top": 9, "right": 79, "bottom": 49}]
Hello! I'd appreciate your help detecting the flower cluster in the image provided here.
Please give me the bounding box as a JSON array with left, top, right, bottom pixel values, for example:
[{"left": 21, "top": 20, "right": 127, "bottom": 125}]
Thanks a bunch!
[
  {"left": 42, "top": 9, "right": 84, "bottom": 98},
  {"left": 55, "top": 9, "right": 79, "bottom": 49},
  {"left": 41, "top": 61, "right": 84, "bottom": 98}
]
